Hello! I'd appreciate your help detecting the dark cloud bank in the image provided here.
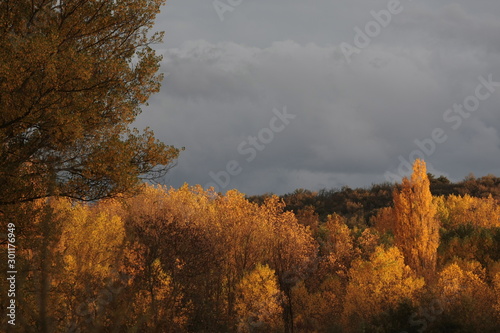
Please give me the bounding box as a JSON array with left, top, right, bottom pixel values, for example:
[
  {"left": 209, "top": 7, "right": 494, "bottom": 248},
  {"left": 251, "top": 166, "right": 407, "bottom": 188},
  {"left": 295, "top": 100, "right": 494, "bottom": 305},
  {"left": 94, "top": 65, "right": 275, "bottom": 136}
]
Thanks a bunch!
[{"left": 134, "top": 0, "right": 500, "bottom": 195}]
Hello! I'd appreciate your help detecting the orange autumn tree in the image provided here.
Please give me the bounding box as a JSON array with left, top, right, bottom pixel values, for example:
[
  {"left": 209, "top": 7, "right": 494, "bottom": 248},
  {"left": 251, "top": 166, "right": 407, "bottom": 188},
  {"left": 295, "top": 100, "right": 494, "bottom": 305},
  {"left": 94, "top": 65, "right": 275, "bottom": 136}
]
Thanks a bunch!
[
  {"left": 123, "top": 184, "right": 216, "bottom": 331},
  {"left": 371, "top": 206, "right": 396, "bottom": 235},
  {"left": 436, "top": 261, "right": 497, "bottom": 331},
  {"left": 235, "top": 264, "right": 283, "bottom": 332},
  {"left": 52, "top": 199, "right": 128, "bottom": 331},
  {"left": 263, "top": 196, "right": 318, "bottom": 333},
  {"left": 393, "top": 159, "right": 439, "bottom": 281},
  {"left": 121, "top": 185, "right": 318, "bottom": 332},
  {"left": 321, "top": 213, "right": 359, "bottom": 280},
  {"left": 435, "top": 194, "right": 500, "bottom": 229},
  {"left": 342, "top": 246, "right": 425, "bottom": 332}
]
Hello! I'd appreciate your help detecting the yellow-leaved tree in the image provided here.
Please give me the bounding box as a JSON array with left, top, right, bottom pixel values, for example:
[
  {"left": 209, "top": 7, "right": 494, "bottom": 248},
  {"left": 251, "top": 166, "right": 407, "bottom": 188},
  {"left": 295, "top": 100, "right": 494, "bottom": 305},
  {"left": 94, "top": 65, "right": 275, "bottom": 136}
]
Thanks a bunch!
[
  {"left": 435, "top": 194, "right": 500, "bottom": 229},
  {"left": 263, "top": 196, "right": 318, "bottom": 333},
  {"left": 321, "top": 213, "right": 359, "bottom": 280},
  {"left": 53, "top": 199, "right": 127, "bottom": 331},
  {"left": 393, "top": 159, "right": 439, "bottom": 281},
  {"left": 436, "top": 261, "right": 497, "bottom": 331},
  {"left": 235, "top": 264, "right": 283, "bottom": 333},
  {"left": 291, "top": 278, "right": 341, "bottom": 332},
  {"left": 342, "top": 246, "right": 425, "bottom": 333}
]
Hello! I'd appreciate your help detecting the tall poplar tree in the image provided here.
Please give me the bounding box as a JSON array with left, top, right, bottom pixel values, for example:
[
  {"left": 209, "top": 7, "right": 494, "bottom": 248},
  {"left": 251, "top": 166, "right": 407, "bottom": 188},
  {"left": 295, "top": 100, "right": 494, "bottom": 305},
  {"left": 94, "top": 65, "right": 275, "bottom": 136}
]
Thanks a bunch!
[{"left": 393, "top": 159, "right": 439, "bottom": 281}]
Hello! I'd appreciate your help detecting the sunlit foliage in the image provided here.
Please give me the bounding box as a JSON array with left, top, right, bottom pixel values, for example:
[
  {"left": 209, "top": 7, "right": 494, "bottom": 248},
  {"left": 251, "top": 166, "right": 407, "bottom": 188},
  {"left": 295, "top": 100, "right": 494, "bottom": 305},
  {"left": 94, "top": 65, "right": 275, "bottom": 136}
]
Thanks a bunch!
[
  {"left": 393, "top": 159, "right": 439, "bottom": 281},
  {"left": 436, "top": 261, "right": 497, "bottom": 331},
  {"left": 235, "top": 264, "right": 282, "bottom": 332},
  {"left": 3, "top": 163, "right": 500, "bottom": 332},
  {"left": 342, "top": 246, "right": 425, "bottom": 332}
]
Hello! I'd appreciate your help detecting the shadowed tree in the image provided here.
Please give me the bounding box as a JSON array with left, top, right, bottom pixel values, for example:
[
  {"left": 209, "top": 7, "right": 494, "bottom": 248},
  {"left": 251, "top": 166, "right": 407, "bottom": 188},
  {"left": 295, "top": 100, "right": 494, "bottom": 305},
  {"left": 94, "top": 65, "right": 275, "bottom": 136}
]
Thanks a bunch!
[
  {"left": 263, "top": 196, "right": 317, "bottom": 333},
  {"left": 0, "top": 0, "right": 180, "bottom": 205}
]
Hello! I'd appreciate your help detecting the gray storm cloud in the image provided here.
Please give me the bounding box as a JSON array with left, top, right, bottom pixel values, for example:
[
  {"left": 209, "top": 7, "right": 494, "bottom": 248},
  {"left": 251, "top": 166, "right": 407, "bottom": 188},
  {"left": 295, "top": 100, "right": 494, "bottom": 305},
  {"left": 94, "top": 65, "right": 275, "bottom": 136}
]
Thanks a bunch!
[{"left": 134, "top": 0, "right": 500, "bottom": 195}]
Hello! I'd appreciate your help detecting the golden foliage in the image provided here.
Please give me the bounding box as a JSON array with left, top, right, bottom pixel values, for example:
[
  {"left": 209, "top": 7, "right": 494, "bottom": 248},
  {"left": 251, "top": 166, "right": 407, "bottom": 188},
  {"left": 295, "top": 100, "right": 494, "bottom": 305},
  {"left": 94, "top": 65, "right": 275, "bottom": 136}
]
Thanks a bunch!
[
  {"left": 14, "top": 198, "right": 130, "bottom": 331},
  {"left": 393, "top": 159, "right": 439, "bottom": 280},
  {"left": 235, "top": 264, "right": 283, "bottom": 332},
  {"left": 321, "top": 214, "right": 358, "bottom": 279},
  {"left": 342, "top": 246, "right": 425, "bottom": 332},
  {"left": 371, "top": 206, "right": 395, "bottom": 234},
  {"left": 262, "top": 195, "right": 317, "bottom": 287},
  {"left": 494, "top": 272, "right": 500, "bottom": 322},
  {"left": 5, "top": 179, "right": 500, "bottom": 331},
  {"left": 292, "top": 278, "right": 341, "bottom": 332},
  {"left": 437, "top": 262, "right": 497, "bottom": 330},
  {"left": 435, "top": 193, "right": 500, "bottom": 229},
  {"left": 118, "top": 185, "right": 318, "bottom": 331},
  {"left": 262, "top": 195, "right": 318, "bottom": 333},
  {"left": 0, "top": 0, "right": 180, "bottom": 204},
  {"left": 357, "top": 227, "right": 380, "bottom": 260},
  {"left": 295, "top": 205, "right": 320, "bottom": 234},
  {"left": 55, "top": 199, "right": 125, "bottom": 280}
]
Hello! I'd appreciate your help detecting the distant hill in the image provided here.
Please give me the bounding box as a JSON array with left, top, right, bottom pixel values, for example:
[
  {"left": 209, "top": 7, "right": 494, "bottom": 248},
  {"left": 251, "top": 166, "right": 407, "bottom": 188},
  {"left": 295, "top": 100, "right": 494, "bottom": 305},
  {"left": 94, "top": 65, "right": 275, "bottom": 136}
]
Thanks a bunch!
[{"left": 248, "top": 174, "right": 500, "bottom": 225}]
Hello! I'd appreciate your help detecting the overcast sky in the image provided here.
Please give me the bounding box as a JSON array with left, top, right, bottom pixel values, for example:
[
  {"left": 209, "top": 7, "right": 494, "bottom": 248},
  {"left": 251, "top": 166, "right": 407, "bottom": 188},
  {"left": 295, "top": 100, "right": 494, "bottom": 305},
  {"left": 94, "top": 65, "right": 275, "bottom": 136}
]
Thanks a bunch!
[{"left": 134, "top": 0, "right": 500, "bottom": 195}]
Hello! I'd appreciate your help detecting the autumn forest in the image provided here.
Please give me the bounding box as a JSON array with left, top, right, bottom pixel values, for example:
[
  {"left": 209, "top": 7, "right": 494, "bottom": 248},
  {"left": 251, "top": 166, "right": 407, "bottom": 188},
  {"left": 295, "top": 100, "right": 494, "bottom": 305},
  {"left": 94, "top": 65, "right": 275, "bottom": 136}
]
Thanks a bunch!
[
  {"left": 1, "top": 1, "right": 500, "bottom": 333},
  {"left": 1, "top": 160, "right": 500, "bottom": 332}
]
